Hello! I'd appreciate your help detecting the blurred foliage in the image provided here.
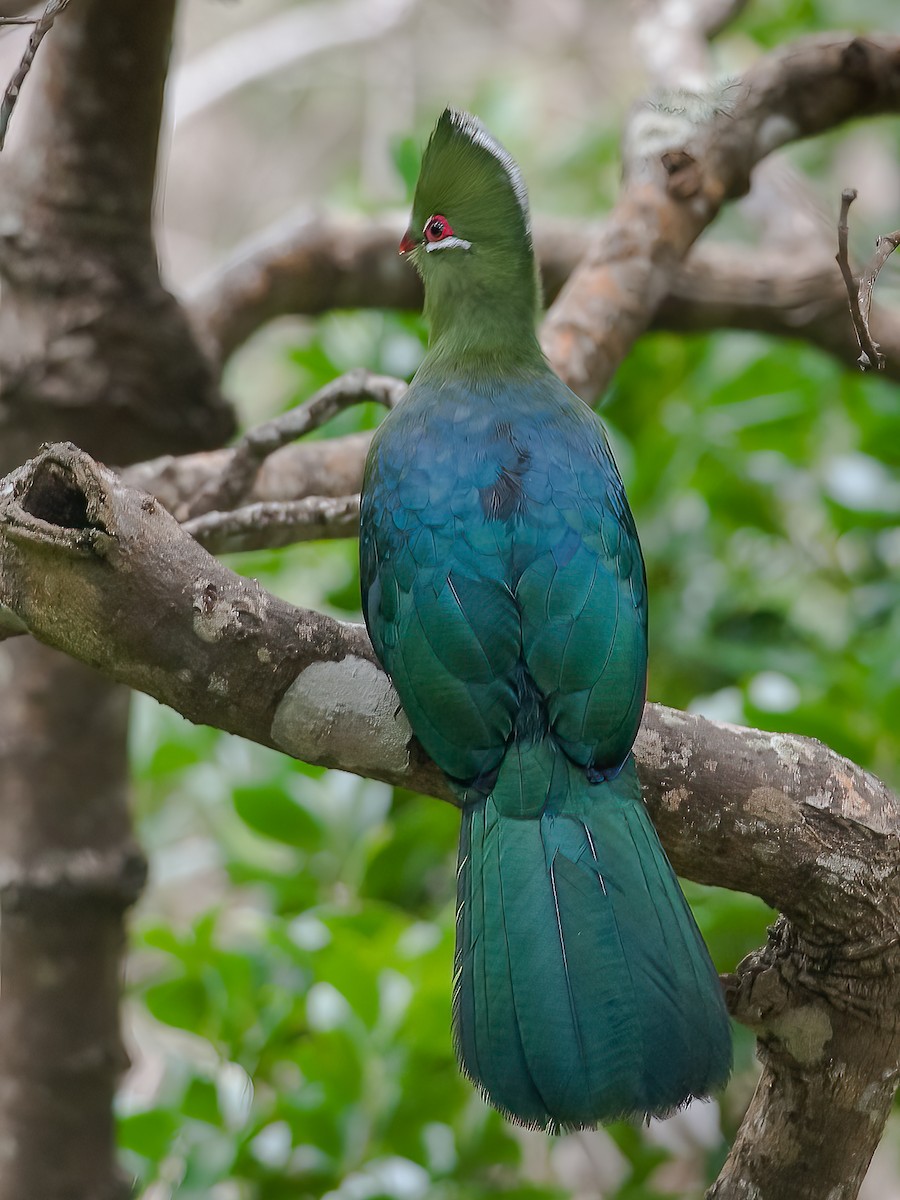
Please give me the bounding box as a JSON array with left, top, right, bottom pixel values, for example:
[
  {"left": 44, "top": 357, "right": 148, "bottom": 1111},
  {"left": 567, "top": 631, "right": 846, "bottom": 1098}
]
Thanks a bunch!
[{"left": 123, "top": 3, "right": 900, "bottom": 1197}]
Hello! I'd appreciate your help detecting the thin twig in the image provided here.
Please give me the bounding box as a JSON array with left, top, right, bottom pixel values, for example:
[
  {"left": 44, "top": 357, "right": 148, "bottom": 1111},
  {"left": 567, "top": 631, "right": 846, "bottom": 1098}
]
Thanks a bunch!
[
  {"left": 835, "top": 187, "right": 897, "bottom": 371},
  {"left": 0, "top": 0, "right": 71, "bottom": 150},
  {"left": 183, "top": 494, "right": 361, "bottom": 555},
  {"left": 185, "top": 369, "right": 406, "bottom": 520},
  {"left": 857, "top": 228, "right": 900, "bottom": 365}
]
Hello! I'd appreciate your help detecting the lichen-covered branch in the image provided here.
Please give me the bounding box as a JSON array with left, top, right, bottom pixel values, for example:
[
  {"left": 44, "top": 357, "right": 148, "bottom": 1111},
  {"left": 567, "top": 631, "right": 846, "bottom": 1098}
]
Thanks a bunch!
[
  {"left": 0, "top": 444, "right": 897, "bottom": 1200},
  {"left": 3, "top": 444, "right": 896, "bottom": 893},
  {"left": 540, "top": 33, "right": 900, "bottom": 399}
]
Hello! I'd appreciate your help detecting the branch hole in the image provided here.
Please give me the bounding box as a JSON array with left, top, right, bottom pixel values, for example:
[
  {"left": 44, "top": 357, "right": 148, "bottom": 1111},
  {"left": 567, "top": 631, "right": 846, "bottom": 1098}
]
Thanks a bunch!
[{"left": 22, "top": 461, "right": 93, "bottom": 529}]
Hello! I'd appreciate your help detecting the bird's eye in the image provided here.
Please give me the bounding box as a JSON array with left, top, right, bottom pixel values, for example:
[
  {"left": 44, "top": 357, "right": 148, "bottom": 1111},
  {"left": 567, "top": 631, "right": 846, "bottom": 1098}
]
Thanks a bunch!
[{"left": 424, "top": 214, "right": 453, "bottom": 242}]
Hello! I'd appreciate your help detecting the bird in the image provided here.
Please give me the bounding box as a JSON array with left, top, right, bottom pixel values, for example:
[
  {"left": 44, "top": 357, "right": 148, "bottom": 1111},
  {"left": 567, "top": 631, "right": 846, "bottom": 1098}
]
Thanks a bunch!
[{"left": 359, "top": 108, "right": 732, "bottom": 1131}]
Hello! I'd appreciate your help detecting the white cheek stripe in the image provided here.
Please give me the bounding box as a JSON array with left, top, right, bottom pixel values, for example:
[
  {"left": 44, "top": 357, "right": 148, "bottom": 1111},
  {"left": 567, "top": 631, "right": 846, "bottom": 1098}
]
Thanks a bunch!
[{"left": 424, "top": 235, "right": 472, "bottom": 252}]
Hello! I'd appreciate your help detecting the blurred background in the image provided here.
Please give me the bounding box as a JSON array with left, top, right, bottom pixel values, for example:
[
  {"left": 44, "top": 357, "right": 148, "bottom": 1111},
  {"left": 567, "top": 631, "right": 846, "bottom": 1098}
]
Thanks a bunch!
[{"left": 6, "top": 0, "right": 899, "bottom": 1195}]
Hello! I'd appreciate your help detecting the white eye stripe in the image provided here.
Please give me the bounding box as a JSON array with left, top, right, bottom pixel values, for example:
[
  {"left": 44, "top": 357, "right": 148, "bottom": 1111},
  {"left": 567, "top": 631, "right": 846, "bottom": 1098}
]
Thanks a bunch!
[{"left": 424, "top": 235, "right": 472, "bottom": 252}]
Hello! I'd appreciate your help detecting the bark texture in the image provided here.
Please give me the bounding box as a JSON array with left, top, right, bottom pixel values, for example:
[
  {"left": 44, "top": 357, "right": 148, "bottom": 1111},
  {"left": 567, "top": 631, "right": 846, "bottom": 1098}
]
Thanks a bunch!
[
  {"left": 0, "top": 3, "right": 235, "bottom": 1199},
  {"left": 0, "top": 0, "right": 233, "bottom": 465}
]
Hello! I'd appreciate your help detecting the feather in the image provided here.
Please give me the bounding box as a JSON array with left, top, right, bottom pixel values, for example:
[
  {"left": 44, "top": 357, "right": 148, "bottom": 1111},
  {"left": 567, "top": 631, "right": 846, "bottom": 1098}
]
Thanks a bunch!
[{"left": 451, "top": 759, "right": 732, "bottom": 1129}]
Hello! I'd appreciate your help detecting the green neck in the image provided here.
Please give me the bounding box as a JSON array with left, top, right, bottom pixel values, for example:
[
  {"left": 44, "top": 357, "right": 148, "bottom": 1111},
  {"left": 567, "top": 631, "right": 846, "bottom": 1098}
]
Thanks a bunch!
[{"left": 418, "top": 256, "right": 545, "bottom": 378}]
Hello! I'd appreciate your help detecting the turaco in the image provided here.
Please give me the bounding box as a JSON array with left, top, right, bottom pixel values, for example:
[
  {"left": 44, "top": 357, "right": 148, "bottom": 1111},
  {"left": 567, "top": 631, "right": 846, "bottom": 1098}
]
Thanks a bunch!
[{"left": 359, "top": 108, "right": 732, "bottom": 1130}]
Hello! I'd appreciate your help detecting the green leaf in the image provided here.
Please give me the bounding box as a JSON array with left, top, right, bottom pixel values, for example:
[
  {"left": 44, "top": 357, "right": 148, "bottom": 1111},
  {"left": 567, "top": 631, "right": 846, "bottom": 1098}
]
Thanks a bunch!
[
  {"left": 118, "top": 1107, "right": 179, "bottom": 1161},
  {"left": 144, "top": 977, "right": 208, "bottom": 1032},
  {"left": 233, "top": 784, "right": 322, "bottom": 849},
  {"left": 183, "top": 1077, "right": 222, "bottom": 1126}
]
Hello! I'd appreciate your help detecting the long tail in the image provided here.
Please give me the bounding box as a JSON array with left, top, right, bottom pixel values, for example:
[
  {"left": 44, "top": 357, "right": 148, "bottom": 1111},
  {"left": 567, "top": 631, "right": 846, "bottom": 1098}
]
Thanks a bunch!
[{"left": 452, "top": 754, "right": 732, "bottom": 1130}]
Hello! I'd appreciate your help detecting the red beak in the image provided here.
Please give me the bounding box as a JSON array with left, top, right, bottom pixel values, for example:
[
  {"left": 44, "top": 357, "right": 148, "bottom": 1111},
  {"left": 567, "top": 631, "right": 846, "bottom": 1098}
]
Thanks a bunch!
[{"left": 399, "top": 228, "right": 418, "bottom": 255}]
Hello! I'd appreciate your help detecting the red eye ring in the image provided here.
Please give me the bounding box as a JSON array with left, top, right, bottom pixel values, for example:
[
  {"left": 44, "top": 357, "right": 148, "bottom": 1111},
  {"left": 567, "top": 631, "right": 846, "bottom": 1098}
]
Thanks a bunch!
[{"left": 424, "top": 214, "right": 454, "bottom": 243}]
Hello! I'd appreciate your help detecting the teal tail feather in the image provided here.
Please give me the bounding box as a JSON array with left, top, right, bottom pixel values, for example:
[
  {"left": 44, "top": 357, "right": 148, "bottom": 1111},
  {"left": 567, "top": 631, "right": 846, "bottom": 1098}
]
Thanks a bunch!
[{"left": 452, "top": 754, "right": 732, "bottom": 1130}]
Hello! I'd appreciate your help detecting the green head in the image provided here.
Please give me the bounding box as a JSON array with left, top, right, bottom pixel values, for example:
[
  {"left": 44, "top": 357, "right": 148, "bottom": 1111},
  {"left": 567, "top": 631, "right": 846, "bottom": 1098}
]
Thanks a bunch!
[{"left": 401, "top": 109, "right": 543, "bottom": 371}]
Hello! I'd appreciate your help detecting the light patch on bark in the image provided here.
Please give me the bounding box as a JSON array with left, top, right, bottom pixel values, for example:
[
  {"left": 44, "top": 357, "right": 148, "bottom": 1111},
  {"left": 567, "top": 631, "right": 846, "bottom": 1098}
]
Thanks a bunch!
[
  {"left": 753, "top": 839, "right": 781, "bottom": 862},
  {"left": 755, "top": 113, "right": 800, "bottom": 156},
  {"left": 191, "top": 576, "right": 267, "bottom": 643},
  {"left": 208, "top": 674, "right": 229, "bottom": 696},
  {"left": 664, "top": 785, "right": 690, "bottom": 811},
  {"left": 768, "top": 1002, "right": 833, "bottom": 1066},
  {"left": 816, "top": 849, "right": 868, "bottom": 885},
  {"left": 635, "top": 725, "right": 665, "bottom": 770},
  {"left": 272, "top": 655, "right": 412, "bottom": 778}
]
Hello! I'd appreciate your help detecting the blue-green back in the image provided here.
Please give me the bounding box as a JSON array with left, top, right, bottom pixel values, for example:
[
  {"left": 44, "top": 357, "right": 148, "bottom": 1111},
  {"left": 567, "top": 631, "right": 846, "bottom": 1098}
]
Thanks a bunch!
[{"left": 360, "top": 368, "right": 648, "bottom": 799}]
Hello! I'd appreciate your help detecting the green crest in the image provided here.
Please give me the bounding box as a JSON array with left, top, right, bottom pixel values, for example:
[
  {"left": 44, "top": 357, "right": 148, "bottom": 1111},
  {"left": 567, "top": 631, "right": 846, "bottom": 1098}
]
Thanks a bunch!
[{"left": 410, "top": 108, "right": 532, "bottom": 256}]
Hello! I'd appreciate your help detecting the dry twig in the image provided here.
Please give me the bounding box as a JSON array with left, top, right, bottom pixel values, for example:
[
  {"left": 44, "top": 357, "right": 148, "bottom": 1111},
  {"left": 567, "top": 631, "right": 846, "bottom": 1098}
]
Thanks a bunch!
[
  {"left": 0, "top": 0, "right": 71, "bottom": 149},
  {"left": 835, "top": 188, "right": 900, "bottom": 371}
]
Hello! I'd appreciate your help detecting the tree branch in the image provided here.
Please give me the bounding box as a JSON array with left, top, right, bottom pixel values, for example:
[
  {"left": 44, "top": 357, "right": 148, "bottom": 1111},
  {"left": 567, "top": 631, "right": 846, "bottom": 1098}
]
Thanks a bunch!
[
  {"left": 0, "top": 444, "right": 897, "bottom": 1200},
  {"left": 125, "top": 432, "right": 374, "bottom": 525},
  {"left": 186, "top": 212, "right": 586, "bottom": 366},
  {"left": 540, "top": 33, "right": 900, "bottom": 399},
  {"left": 184, "top": 370, "right": 405, "bottom": 520},
  {"left": 186, "top": 205, "right": 900, "bottom": 411},
  {"left": 184, "top": 493, "right": 360, "bottom": 555},
  {"left": 169, "top": 0, "right": 418, "bottom": 128},
  {"left": 0, "top": 0, "right": 234, "bottom": 466},
  {"left": 654, "top": 242, "right": 900, "bottom": 378},
  {"left": 3, "top": 444, "right": 897, "bottom": 883}
]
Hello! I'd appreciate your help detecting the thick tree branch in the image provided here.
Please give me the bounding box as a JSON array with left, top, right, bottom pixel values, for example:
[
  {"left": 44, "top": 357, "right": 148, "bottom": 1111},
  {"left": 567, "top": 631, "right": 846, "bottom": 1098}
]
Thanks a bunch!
[
  {"left": 540, "top": 33, "right": 900, "bottom": 399},
  {"left": 187, "top": 206, "right": 900, "bottom": 413},
  {"left": 1, "top": 442, "right": 898, "bottom": 1197},
  {"left": 3, "top": 444, "right": 897, "bottom": 888},
  {"left": 0, "top": 444, "right": 897, "bottom": 1200},
  {"left": 0, "top": 4, "right": 233, "bottom": 1197},
  {"left": 0, "top": 0, "right": 234, "bottom": 466},
  {"left": 655, "top": 243, "right": 900, "bottom": 377},
  {"left": 187, "top": 212, "right": 586, "bottom": 366}
]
